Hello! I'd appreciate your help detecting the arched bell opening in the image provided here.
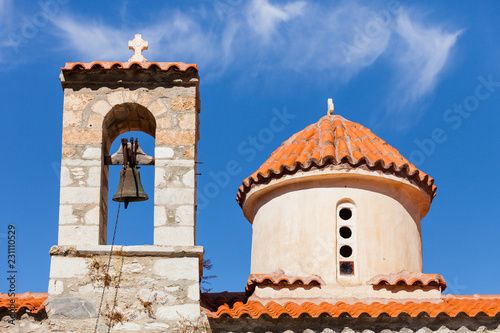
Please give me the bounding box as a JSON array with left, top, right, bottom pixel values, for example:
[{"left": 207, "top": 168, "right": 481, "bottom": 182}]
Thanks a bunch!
[
  {"left": 107, "top": 131, "right": 155, "bottom": 245},
  {"left": 100, "top": 103, "right": 156, "bottom": 245}
]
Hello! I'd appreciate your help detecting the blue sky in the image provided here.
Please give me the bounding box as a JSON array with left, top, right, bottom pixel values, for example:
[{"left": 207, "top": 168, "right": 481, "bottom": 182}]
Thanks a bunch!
[{"left": 1, "top": 0, "right": 499, "bottom": 296}]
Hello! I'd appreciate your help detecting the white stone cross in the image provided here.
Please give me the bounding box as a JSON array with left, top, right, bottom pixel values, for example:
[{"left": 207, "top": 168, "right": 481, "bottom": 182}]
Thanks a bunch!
[
  {"left": 327, "top": 98, "right": 334, "bottom": 115},
  {"left": 128, "top": 34, "right": 148, "bottom": 62}
]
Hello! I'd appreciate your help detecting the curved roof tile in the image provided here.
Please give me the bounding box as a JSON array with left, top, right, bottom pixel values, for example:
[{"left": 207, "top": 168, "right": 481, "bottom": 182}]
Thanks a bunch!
[
  {"left": 237, "top": 115, "right": 436, "bottom": 207},
  {"left": 248, "top": 270, "right": 324, "bottom": 287},
  {"left": 367, "top": 271, "right": 447, "bottom": 291},
  {"left": 62, "top": 61, "right": 198, "bottom": 72},
  {"left": 208, "top": 296, "right": 500, "bottom": 319},
  {"left": 0, "top": 293, "right": 47, "bottom": 315}
]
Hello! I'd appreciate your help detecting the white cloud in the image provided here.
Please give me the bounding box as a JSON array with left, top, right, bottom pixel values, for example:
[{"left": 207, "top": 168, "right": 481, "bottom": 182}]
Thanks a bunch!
[
  {"left": 43, "top": 0, "right": 460, "bottom": 118},
  {"left": 0, "top": 0, "right": 14, "bottom": 62},
  {"left": 276, "top": 1, "right": 393, "bottom": 78},
  {"left": 247, "top": 0, "right": 306, "bottom": 41},
  {"left": 390, "top": 10, "right": 461, "bottom": 108},
  {"left": 51, "top": 17, "right": 130, "bottom": 61}
]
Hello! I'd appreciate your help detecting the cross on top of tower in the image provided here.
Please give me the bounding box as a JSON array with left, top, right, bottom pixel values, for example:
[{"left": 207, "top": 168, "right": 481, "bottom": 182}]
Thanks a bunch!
[
  {"left": 128, "top": 34, "right": 148, "bottom": 62},
  {"left": 327, "top": 98, "right": 334, "bottom": 115}
]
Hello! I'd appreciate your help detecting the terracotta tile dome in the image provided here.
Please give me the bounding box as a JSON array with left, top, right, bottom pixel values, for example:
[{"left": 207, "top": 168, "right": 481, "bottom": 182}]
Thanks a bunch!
[{"left": 237, "top": 114, "right": 436, "bottom": 206}]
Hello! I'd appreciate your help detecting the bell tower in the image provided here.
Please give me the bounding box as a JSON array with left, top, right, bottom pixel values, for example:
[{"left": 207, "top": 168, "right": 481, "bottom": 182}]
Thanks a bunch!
[{"left": 47, "top": 35, "right": 204, "bottom": 331}]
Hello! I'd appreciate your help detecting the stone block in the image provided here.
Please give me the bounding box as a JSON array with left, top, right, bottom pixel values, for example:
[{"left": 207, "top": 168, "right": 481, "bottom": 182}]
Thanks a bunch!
[
  {"left": 154, "top": 205, "right": 167, "bottom": 227},
  {"left": 179, "top": 113, "right": 196, "bottom": 130},
  {"left": 149, "top": 99, "right": 167, "bottom": 117},
  {"left": 153, "top": 257, "right": 198, "bottom": 280},
  {"left": 155, "top": 167, "right": 185, "bottom": 188},
  {"left": 107, "top": 90, "right": 124, "bottom": 106},
  {"left": 60, "top": 186, "right": 101, "bottom": 204},
  {"left": 48, "top": 279, "right": 64, "bottom": 295},
  {"left": 156, "top": 130, "right": 195, "bottom": 146},
  {"left": 182, "top": 169, "right": 195, "bottom": 188},
  {"left": 47, "top": 297, "right": 97, "bottom": 319},
  {"left": 82, "top": 147, "right": 102, "bottom": 159},
  {"left": 49, "top": 256, "right": 88, "bottom": 278},
  {"left": 155, "top": 188, "right": 194, "bottom": 205},
  {"left": 87, "top": 166, "right": 101, "bottom": 187},
  {"left": 183, "top": 147, "right": 195, "bottom": 159},
  {"left": 156, "top": 304, "right": 200, "bottom": 321},
  {"left": 137, "top": 91, "right": 153, "bottom": 108},
  {"left": 64, "top": 93, "right": 95, "bottom": 111},
  {"left": 60, "top": 166, "right": 73, "bottom": 187},
  {"left": 156, "top": 115, "right": 171, "bottom": 129},
  {"left": 88, "top": 114, "right": 104, "bottom": 128},
  {"left": 188, "top": 283, "right": 200, "bottom": 301},
  {"left": 58, "top": 204, "right": 80, "bottom": 225},
  {"left": 155, "top": 147, "right": 174, "bottom": 159},
  {"left": 123, "top": 262, "right": 144, "bottom": 274},
  {"left": 91, "top": 99, "right": 112, "bottom": 116},
  {"left": 63, "top": 111, "right": 83, "bottom": 128},
  {"left": 154, "top": 226, "right": 195, "bottom": 246},
  {"left": 171, "top": 97, "right": 196, "bottom": 111},
  {"left": 123, "top": 90, "right": 139, "bottom": 103},
  {"left": 62, "top": 146, "right": 76, "bottom": 157},
  {"left": 78, "top": 283, "right": 100, "bottom": 295},
  {"left": 58, "top": 225, "right": 100, "bottom": 245},
  {"left": 84, "top": 206, "right": 100, "bottom": 225},
  {"left": 62, "top": 129, "right": 102, "bottom": 144},
  {"left": 175, "top": 205, "right": 194, "bottom": 226}
]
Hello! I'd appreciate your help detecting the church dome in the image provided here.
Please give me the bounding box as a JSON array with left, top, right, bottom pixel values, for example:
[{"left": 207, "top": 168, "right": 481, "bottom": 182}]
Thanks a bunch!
[{"left": 237, "top": 114, "right": 436, "bottom": 207}]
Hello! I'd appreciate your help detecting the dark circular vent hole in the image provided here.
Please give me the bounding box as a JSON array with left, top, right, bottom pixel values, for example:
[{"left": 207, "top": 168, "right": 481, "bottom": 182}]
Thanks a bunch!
[
  {"left": 339, "top": 261, "right": 354, "bottom": 275},
  {"left": 339, "top": 226, "right": 352, "bottom": 239},
  {"left": 339, "top": 245, "right": 353, "bottom": 258},
  {"left": 339, "top": 208, "right": 352, "bottom": 220}
]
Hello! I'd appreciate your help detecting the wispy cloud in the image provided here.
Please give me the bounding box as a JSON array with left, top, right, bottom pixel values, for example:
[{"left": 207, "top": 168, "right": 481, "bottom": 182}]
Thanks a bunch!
[
  {"left": 0, "top": 0, "right": 14, "bottom": 62},
  {"left": 28, "top": 0, "right": 460, "bottom": 120},
  {"left": 390, "top": 10, "right": 462, "bottom": 109},
  {"left": 247, "top": 0, "right": 306, "bottom": 41},
  {"left": 51, "top": 17, "right": 131, "bottom": 61}
]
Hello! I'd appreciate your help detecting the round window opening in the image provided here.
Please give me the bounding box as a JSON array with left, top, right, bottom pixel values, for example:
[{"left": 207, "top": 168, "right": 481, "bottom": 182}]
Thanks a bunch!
[
  {"left": 339, "top": 226, "right": 352, "bottom": 239},
  {"left": 339, "top": 207, "right": 352, "bottom": 220},
  {"left": 339, "top": 245, "right": 353, "bottom": 258}
]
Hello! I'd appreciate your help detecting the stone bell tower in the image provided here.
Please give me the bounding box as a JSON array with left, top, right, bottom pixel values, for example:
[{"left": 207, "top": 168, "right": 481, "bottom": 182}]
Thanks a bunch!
[{"left": 47, "top": 35, "right": 204, "bottom": 331}]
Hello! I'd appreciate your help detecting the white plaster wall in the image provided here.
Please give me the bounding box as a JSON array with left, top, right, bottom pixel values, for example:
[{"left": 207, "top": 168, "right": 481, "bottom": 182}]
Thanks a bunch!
[{"left": 248, "top": 171, "right": 426, "bottom": 285}]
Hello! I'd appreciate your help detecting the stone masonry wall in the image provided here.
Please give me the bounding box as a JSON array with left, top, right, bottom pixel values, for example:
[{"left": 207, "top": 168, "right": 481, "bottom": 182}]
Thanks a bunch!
[
  {"left": 58, "top": 85, "right": 199, "bottom": 246},
  {"left": 46, "top": 245, "right": 203, "bottom": 332}
]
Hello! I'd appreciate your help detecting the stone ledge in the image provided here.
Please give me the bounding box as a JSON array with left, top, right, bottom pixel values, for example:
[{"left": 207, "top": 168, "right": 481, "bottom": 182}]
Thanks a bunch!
[{"left": 49, "top": 245, "right": 204, "bottom": 258}]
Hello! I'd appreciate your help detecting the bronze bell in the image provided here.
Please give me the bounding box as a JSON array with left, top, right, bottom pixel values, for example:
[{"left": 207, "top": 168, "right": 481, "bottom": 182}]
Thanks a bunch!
[
  {"left": 112, "top": 166, "right": 148, "bottom": 208},
  {"left": 110, "top": 137, "right": 150, "bottom": 209}
]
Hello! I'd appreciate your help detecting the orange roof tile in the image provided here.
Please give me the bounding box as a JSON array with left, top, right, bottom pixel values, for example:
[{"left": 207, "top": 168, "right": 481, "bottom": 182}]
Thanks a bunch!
[
  {"left": 237, "top": 114, "right": 436, "bottom": 207},
  {"left": 62, "top": 61, "right": 198, "bottom": 72},
  {"left": 0, "top": 293, "right": 47, "bottom": 314},
  {"left": 367, "top": 271, "right": 447, "bottom": 291},
  {"left": 246, "top": 270, "right": 324, "bottom": 297},
  {"left": 207, "top": 295, "right": 500, "bottom": 319},
  {"left": 248, "top": 270, "right": 324, "bottom": 287}
]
